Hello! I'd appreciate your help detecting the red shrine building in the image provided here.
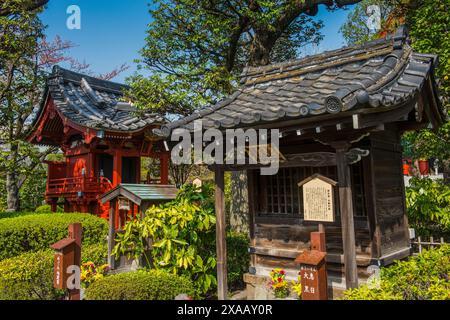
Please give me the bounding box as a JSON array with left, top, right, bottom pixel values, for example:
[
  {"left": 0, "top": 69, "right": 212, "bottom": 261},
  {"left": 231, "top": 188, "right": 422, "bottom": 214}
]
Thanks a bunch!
[{"left": 26, "top": 66, "right": 170, "bottom": 218}]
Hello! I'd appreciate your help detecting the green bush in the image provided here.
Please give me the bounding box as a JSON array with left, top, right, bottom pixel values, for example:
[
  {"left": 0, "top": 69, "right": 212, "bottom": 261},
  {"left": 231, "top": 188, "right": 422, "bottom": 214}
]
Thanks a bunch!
[
  {"left": 0, "top": 243, "right": 108, "bottom": 300},
  {"left": 0, "top": 213, "right": 108, "bottom": 260},
  {"left": 406, "top": 177, "right": 450, "bottom": 238},
  {"left": 113, "top": 184, "right": 250, "bottom": 297},
  {"left": 224, "top": 232, "right": 249, "bottom": 290},
  {"left": 85, "top": 270, "right": 195, "bottom": 300},
  {"left": 0, "top": 250, "right": 63, "bottom": 300},
  {"left": 0, "top": 211, "right": 48, "bottom": 220},
  {"left": 35, "top": 204, "right": 63, "bottom": 213},
  {"left": 113, "top": 184, "right": 217, "bottom": 296},
  {"left": 82, "top": 243, "right": 108, "bottom": 265},
  {"left": 342, "top": 245, "right": 450, "bottom": 300}
]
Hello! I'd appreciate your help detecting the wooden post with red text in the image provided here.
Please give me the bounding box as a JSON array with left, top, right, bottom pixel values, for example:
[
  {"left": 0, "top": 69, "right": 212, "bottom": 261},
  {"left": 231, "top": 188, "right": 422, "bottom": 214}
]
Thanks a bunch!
[
  {"left": 51, "top": 223, "right": 82, "bottom": 300},
  {"left": 296, "top": 174, "right": 336, "bottom": 300}
]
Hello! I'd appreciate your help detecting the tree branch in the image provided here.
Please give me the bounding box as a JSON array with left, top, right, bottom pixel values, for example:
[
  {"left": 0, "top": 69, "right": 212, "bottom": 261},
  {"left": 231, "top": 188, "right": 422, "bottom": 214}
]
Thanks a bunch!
[{"left": 0, "top": 0, "right": 49, "bottom": 16}]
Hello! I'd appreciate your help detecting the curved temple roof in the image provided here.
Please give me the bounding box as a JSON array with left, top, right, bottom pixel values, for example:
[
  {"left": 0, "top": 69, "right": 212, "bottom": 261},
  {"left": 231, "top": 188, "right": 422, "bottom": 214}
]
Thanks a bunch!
[
  {"left": 157, "top": 26, "right": 444, "bottom": 136},
  {"left": 30, "top": 66, "right": 164, "bottom": 135}
]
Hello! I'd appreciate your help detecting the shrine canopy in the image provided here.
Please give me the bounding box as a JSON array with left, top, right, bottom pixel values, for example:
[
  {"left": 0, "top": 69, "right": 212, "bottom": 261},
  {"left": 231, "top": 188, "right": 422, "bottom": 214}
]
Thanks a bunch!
[
  {"left": 156, "top": 26, "right": 444, "bottom": 138},
  {"left": 27, "top": 65, "right": 164, "bottom": 146},
  {"left": 100, "top": 184, "right": 178, "bottom": 206}
]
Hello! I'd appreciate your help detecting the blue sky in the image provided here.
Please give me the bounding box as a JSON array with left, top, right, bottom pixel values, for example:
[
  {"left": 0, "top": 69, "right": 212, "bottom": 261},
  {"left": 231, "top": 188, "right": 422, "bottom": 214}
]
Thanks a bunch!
[{"left": 40, "top": 1, "right": 355, "bottom": 83}]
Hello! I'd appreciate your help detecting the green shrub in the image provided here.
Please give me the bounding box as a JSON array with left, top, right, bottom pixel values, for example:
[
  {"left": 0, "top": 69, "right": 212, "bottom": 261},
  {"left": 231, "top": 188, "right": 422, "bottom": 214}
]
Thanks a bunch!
[
  {"left": 224, "top": 232, "right": 249, "bottom": 290},
  {"left": 0, "top": 250, "right": 63, "bottom": 300},
  {"left": 0, "top": 213, "right": 108, "bottom": 260},
  {"left": 0, "top": 243, "right": 108, "bottom": 300},
  {"left": 82, "top": 243, "right": 108, "bottom": 265},
  {"left": 0, "top": 211, "right": 48, "bottom": 220},
  {"left": 406, "top": 177, "right": 450, "bottom": 238},
  {"left": 342, "top": 245, "right": 450, "bottom": 300},
  {"left": 112, "top": 184, "right": 217, "bottom": 296},
  {"left": 84, "top": 270, "right": 195, "bottom": 300},
  {"left": 35, "top": 204, "right": 63, "bottom": 213}
]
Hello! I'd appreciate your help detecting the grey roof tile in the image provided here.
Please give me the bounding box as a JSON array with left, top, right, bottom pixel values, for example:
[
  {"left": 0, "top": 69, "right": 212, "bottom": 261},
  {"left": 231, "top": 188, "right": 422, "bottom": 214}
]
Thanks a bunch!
[
  {"left": 34, "top": 66, "right": 163, "bottom": 133},
  {"left": 156, "top": 27, "right": 441, "bottom": 136}
]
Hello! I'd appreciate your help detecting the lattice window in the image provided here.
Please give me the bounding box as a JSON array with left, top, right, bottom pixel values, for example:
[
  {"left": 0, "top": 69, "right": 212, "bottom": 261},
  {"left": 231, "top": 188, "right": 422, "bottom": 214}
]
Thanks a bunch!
[{"left": 255, "top": 164, "right": 366, "bottom": 218}]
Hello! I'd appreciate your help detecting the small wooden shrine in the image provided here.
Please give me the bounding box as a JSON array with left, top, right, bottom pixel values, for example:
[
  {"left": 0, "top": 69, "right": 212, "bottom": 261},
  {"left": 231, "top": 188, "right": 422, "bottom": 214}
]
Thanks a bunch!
[
  {"left": 99, "top": 183, "right": 178, "bottom": 270},
  {"left": 26, "top": 66, "right": 170, "bottom": 218},
  {"left": 157, "top": 27, "right": 445, "bottom": 299}
]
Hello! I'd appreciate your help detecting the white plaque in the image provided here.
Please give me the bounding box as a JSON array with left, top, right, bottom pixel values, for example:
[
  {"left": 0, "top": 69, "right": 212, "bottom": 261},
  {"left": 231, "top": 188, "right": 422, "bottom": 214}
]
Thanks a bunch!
[{"left": 299, "top": 175, "right": 335, "bottom": 223}]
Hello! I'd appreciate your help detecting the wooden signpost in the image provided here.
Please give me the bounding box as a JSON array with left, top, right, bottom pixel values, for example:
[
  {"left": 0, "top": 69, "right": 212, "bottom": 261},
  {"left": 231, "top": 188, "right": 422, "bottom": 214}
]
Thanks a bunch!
[
  {"left": 51, "top": 223, "right": 82, "bottom": 300},
  {"left": 295, "top": 250, "right": 328, "bottom": 300},
  {"left": 296, "top": 174, "right": 337, "bottom": 300}
]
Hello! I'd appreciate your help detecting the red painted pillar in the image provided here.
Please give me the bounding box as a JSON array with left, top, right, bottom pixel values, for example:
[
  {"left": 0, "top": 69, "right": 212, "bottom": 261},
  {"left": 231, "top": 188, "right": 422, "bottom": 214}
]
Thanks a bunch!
[
  {"left": 88, "top": 152, "right": 95, "bottom": 178},
  {"left": 113, "top": 149, "right": 122, "bottom": 230},
  {"left": 64, "top": 200, "right": 70, "bottom": 213},
  {"left": 113, "top": 150, "right": 122, "bottom": 187},
  {"left": 160, "top": 153, "right": 169, "bottom": 185},
  {"left": 50, "top": 199, "right": 58, "bottom": 213}
]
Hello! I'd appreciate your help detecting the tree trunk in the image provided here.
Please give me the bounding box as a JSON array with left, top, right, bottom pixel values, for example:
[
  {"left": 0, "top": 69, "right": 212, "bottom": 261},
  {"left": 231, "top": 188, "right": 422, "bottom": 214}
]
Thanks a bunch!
[
  {"left": 6, "top": 172, "right": 20, "bottom": 212},
  {"left": 443, "top": 159, "right": 450, "bottom": 185},
  {"left": 5, "top": 143, "right": 20, "bottom": 212},
  {"left": 248, "top": 32, "right": 277, "bottom": 67},
  {"left": 229, "top": 171, "right": 249, "bottom": 234}
]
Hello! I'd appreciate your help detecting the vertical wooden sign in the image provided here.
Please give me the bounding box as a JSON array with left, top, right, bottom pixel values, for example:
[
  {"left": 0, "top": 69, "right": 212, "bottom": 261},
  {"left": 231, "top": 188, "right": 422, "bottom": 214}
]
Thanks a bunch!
[
  {"left": 295, "top": 250, "right": 328, "bottom": 300},
  {"left": 51, "top": 223, "right": 82, "bottom": 300}
]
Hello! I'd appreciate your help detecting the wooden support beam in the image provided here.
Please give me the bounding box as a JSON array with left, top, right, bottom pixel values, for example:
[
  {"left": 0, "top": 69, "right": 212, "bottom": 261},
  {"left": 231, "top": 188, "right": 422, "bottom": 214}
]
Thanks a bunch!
[
  {"left": 334, "top": 142, "right": 358, "bottom": 289},
  {"left": 113, "top": 150, "right": 122, "bottom": 186},
  {"left": 352, "top": 114, "right": 360, "bottom": 129},
  {"left": 108, "top": 199, "right": 117, "bottom": 269},
  {"left": 214, "top": 167, "right": 228, "bottom": 300},
  {"left": 160, "top": 153, "right": 169, "bottom": 185},
  {"left": 247, "top": 170, "right": 257, "bottom": 269},
  {"left": 50, "top": 199, "right": 58, "bottom": 213},
  {"left": 68, "top": 223, "right": 82, "bottom": 300}
]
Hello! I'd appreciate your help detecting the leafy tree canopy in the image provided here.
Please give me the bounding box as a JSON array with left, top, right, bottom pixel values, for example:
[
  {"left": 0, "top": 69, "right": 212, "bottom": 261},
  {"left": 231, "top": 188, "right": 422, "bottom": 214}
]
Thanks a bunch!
[
  {"left": 127, "top": 1, "right": 366, "bottom": 115},
  {"left": 340, "top": 0, "right": 394, "bottom": 45},
  {"left": 341, "top": 0, "right": 450, "bottom": 178}
]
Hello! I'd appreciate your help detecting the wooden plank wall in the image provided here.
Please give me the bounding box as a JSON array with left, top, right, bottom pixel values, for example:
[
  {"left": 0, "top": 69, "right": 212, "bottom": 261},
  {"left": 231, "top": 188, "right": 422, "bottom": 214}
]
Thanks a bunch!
[
  {"left": 248, "top": 128, "right": 410, "bottom": 278},
  {"left": 370, "top": 130, "right": 410, "bottom": 257}
]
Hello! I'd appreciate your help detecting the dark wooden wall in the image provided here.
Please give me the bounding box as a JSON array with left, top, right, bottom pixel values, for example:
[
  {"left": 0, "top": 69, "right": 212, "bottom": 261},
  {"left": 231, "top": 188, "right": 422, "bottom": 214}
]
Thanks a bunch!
[
  {"left": 368, "top": 128, "right": 410, "bottom": 258},
  {"left": 247, "top": 127, "right": 410, "bottom": 278}
]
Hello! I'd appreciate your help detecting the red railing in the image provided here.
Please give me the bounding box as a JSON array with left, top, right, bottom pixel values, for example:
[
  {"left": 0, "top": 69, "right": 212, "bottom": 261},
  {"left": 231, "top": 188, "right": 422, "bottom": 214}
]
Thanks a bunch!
[{"left": 46, "top": 176, "right": 113, "bottom": 197}]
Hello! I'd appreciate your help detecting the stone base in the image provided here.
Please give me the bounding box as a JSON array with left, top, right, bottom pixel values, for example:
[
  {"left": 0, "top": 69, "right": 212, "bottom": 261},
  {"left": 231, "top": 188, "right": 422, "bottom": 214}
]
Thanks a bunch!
[{"left": 244, "top": 273, "right": 348, "bottom": 300}]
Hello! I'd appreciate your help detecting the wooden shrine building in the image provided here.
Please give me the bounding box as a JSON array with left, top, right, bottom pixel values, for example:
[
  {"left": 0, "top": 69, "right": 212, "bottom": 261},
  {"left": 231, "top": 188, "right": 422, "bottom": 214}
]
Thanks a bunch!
[
  {"left": 26, "top": 66, "right": 170, "bottom": 219},
  {"left": 157, "top": 27, "right": 445, "bottom": 299},
  {"left": 99, "top": 183, "right": 178, "bottom": 270}
]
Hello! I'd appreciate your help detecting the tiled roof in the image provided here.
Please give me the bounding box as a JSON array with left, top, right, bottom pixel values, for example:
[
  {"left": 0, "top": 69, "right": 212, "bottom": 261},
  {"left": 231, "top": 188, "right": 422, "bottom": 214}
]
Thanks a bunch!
[
  {"left": 41, "top": 66, "right": 164, "bottom": 132},
  {"left": 100, "top": 184, "right": 178, "bottom": 205},
  {"left": 157, "top": 26, "right": 441, "bottom": 136}
]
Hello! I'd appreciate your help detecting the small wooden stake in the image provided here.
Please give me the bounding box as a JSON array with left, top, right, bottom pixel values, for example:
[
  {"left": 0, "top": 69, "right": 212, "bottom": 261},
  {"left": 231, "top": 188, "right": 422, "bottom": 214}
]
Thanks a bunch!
[
  {"left": 68, "top": 223, "right": 82, "bottom": 300},
  {"left": 108, "top": 199, "right": 117, "bottom": 269}
]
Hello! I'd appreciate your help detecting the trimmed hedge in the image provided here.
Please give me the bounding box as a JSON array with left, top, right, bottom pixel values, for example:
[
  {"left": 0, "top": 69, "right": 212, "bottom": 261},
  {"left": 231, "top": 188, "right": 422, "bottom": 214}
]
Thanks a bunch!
[
  {"left": 35, "top": 205, "right": 63, "bottom": 213},
  {"left": 226, "top": 232, "right": 250, "bottom": 290},
  {"left": 342, "top": 245, "right": 450, "bottom": 300},
  {"left": 0, "top": 211, "right": 49, "bottom": 220},
  {"left": 0, "top": 243, "right": 107, "bottom": 300},
  {"left": 0, "top": 213, "right": 108, "bottom": 261},
  {"left": 85, "top": 270, "right": 195, "bottom": 300}
]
